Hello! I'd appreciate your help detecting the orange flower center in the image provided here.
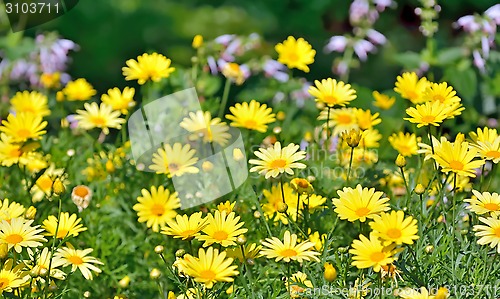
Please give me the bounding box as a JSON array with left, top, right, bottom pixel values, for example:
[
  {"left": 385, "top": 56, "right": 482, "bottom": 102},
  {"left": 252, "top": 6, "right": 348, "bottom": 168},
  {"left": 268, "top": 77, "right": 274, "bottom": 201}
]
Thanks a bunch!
[
  {"left": 280, "top": 249, "right": 298, "bottom": 257},
  {"left": 407, "top": 91, "right": 419, "bottom": 100},
  {"left": 37, "top": 176, "right": 53, "bottom": 191},
  {"left": 433, "top": 95, "right": 445, "bottom": 103},
  {"left": 370, "top": 252, "right": 385, "bottom": 263},
  {"left": 486, "top": 151, "right": 500, "bottom": 159},
  {"left": 9, "top": 148, "right": 22, "bottom": 158},
  {"left": 270, "top": 159, "right": 287, "bottom": 169},
  {"left": 16, "top": 129, "right": 32, "bottom": 139},
  {"left": 337, "top": 114, "right": 352, "bottom": 125},
  {"left": 484, "top": 203, "right": 500, "bottom": 211},
  {"left": 150, "top": 204, "right": 165, "bottom": 216},
  {"left": 91, "top": 116, "right": 106, "bottom": 126},
  {"left": 244, "top": 120, "right": 257, "bottom": 129},
  {"left": 199, "top": 270, "right": 216, "bottom": 280},
  {"left": 495, "top": 228, "right": 500, "bottom": 238},
  {"left": 5, "top": 233, "right": 23, "bottom": 244},
  {"left": 386, "top": 228, "right": 402, "bottom": 239},
  {"left": 212, "top": 230, "right": 229, "bottom": 241},
  {"left": 68, "top": 255, "right": 84, "bottom": 265},
  {"left": 297, "top": 180, "right": 309, "bottom": 188},
  {"left": 180, "top": 229, "right": 196, "bottom": 238},
  {"left": 168, "top": 163, "right": 179, "bottom": 172},
  {"left": 355, "top": 207, "right": 370, "bottom": 217},
  {"left": 73, "top": 186, "right": 90, "bottom": 198},
  {"left": 323, "top": 95, "right": 337, "bottom": 104},
  {"left": 287, "top": 52, "right": 299, "bottom": 62},
  {"left": 0, "top": 277, "right": 10, "bottom": 289},
  {"left": 421, "top": 115, "right": 435, "bottom": 123},
  {"left": 56, "top": 229, "right": 69, "bottom": 239},
  {"left": 449, "top": 160, "right": 464, "bottom": 171}
]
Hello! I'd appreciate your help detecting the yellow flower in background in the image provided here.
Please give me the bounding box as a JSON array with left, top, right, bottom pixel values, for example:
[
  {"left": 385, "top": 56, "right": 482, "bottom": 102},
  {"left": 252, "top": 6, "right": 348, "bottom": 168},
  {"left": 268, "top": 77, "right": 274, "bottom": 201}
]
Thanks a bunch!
[
  {"left": 308, "top": 78, "right": 357, "bottom": 107},
  {"left": 474, "top": 216, "right": 500, "bottom": 253},
  {"left": 0, "top": 134, "right": 23, "bottom": 167},
  {"left": 469, "top": 127, "right": 498, "bottom": 144},
  {"left": 472, "top": 136, "right": 500, "bottom": 164},
  {"left": 42, "top": 212, "right": 87, "bottom": 239},
  {"left": 275, "top": 36, "right": 316, "bottom": 72},
  {"left": 332, "top": 184, "right": 390, "bottom": 222},
  {"left": 0, "top": 259, "right": 26, "bottom": 293},
  {"left": 397, "top": 287, "right": 435, "bottom": 299},
  {"left": 10, "top": 91, "right": 50, "bottom": 117},
  {"left": 355, "top": 109, "right": 381, "bottom": 130},
  {"left": 302, "top": 194, "right": 326, "bottom": 212},
  {"left": 197, "top": 211, "right": 248, "bottom": 247},
  {"left": 423, "top": 82, "right": 461, "bottom": 104},
  {"left": 161, "top": 212, "right": 208, "bottom": 240},
  {"left": 290, "top": 178, "right": 314, "bottom": 195},
  {"left": 101, "top": 87, "right": 136, "bottom": 115},
  {"left": 404, "top": 101, "right": 450, "bottom": 128},
  {"left": 249, "top": 142, "right": 306, "bottom": 179},
  {"left": 323, "top": 262, "right": 337, "bottom": 282},
  {"left": 260, "top": 230, "right": 320, "bottom": 263},
  {"left": 434, "top": 287, "right": 449, "bottom": 299},
  {"left": 226, "top": 100, "right": 276, "bottom": 132},
  {"left": 349, "top": 233, "right": 396, "bottom": 272},
  {"left": 133, "top": 186, "right": 180, "bottom": 232},
  {"left": 226, "top": 243, "right": 262, "bottom": 262},
  {"left": 31, "top": 164, "right": 66, "bottom": 202},
  {"left": 308, "top": 230, "right": 326, "bottom": 251},
  {"left": 56, "top": 245, "right": 104, "bottom": 280},
  {"left": 217, "top": 201, "right": 235, "bottom": 214},
  {"left": 442, "top": 101, "right": 464, "bottom": 119},
  {"left": 286, "top": 271, "right": 313, "bottom": 298},
  {"left": 0, "top": 199, "right": 25, "bottom": 223},
  {"left": 394, "top": 72, "right": 429, "bottom": 104},
  {"left": 28, "top": 247, "right": 66, "bottom": 279},
  {"left": 122, "top": 52, "right": 175, "bottom": 85},
  {"left": 318, "top": 107, "right": 358, "bottom": 136},
  {"left": 369, "top": 211, "right": 419, "bottom": 245},
  {"left": 262, "top": 183, "right": 298, "bottom": 224},
  {"left": 222, "top": 63, "right": 246, "bottom": 85},
  {"left": 465, "top": 190, "right": 500, "bottom": 217},
  {"left": 0, "top": 218, "right": 46, "bottom": 253},
  {"left": 149, "top": 143, "right": 199, "bottom": 177},
  {"left": 0, "top": 113, "right": 47, "bottom": 142},
  {"left": 74, "top": 102, "right": 126, "bottom": 135},
  {"left": 192, "top": 34, "right": 203, "bottom": 49},
  {"left": 40, "top": 72, "right": 61, "bottom": 89},
  {"left": 62, "top": 78, "right": 96, "bottom": 101},
  {"left": 180, "top": 111, "right": 231, "bottom": 146},
  {"left": 432, "top": 140, "right": 485, "bottom": 177},
  {"left": 179, "top": 247, "right": 238, "bottom": 289},
  {"left": 372, "top": 91, "right": 395, "bottom": 110},
  {"left": 389, "top": 132, "right": 419, "bottom": 156},
  {"left": 357, "top": 128, "right": 381, "bottom": 148}
]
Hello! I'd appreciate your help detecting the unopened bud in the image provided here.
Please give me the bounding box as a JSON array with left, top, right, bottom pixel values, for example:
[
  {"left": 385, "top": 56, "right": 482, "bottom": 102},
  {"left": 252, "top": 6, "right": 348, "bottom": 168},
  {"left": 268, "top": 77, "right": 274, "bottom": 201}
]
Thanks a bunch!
[
  {"left": 83, "top": 291, "right": 91, "bottom": 298},
  {"left": 236, "top": 235, "right": 247, "bottom": 245},
  {"left": 52, "top": 178, "right": 65, "bottom": 195},
  {"left": 246, "top": 258, "right": 255, "bottom": 266},
  {"left": 414, "top": 184, "right": 425, "bottom": 195},
  {"left": 0, "top": 244, "right": 8, "bottom": 259},
  {"left": 175, "top": 249, "right": 186, "bottom": 258},
  {"left": 154, "top": 245, "right": 164, "bottom": 254},
  {"left": 25, "top": 206, "right": 37, "bottom": 220},
  {"left": 150, "top": 268, "right": 161, "bottom": 279},
  {"left": 324, "top": 262, "right": 337, "bottom": 282},
  {"left": 202, "top": 161, "right": 214, "bottom": 171},
  {"left": 277, "top": 202, "right": 288, "bottom": 213},
  {"left": 273, "top": 127, "right": 282, "bottom": 134},
  {"left": 425, "top": 245, "right": 434, "bottom": 254},
  {"left": 395, "top": 154, "right": 407, "bottom": 168},
  {"left": 119, "top": 275, "right": 131, "bottom": 288},
  {"left": 342, "top": 129, "right": 362, "bottom": 148}
]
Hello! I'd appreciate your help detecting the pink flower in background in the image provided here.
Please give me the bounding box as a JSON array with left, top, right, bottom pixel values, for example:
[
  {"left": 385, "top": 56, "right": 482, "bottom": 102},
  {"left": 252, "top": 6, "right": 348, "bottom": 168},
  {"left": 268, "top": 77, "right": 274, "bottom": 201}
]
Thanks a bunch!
[
  {"left": 455, "top": 15, "right": 480, "bottom": 32},
  {"left": 325, "top": 36, "right": 348, "bottom": 53},
  {"left": 353, "top": 39, "right": 375, "bottom": 61},
  {"left": 366, "top": 29, "right": 387, "bottom": 45},
  {"left": 263, "top": 59, "right": 289, "bottom": 82},
  {"left": 485, "top": 4, "right": 500, "bottom": 25}
]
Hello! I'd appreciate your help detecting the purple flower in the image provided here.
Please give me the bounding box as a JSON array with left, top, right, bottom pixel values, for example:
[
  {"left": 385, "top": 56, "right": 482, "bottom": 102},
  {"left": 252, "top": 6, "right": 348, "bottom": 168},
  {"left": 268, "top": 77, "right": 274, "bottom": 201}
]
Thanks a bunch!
[
  {"left": 485, "top": 4, "right": 500, "bottom": 25},
  {"left": 353, "top": 39, "right": 375, "bottom": 61},
  {"left": 207, "top": 56, "right": 218, "bottom": 75},
  {"left": 455, "top": 15, "right": 480, "bottom": 32},
  {"left": 324, "top": 36, "right": 348, "bottom": 53},
  {"left": 333, "top": 60, "right": 349, "bottom": 77},
  {"left": 481, "top": 36, "right": 490, "bottom": 57},
  {"left": 473, "top": 50, "right": 486, "bottom": 73},
  {"left": 366, "top": 29, "right": 386, "bottom": 45},
  {"left": 349, "top": 0, "right": 370, "bottom": 24},
  {"left": 290, "top": 81, "right": 312, "bottom": 107},
  {"left": 263, "top": 59, "right": 289, "bottom": 82},
  {"left": 373, "top": 0, "right": 393, "bottom": 11},
  {"left": 214, "top": 34, "right": 236, "bottom": 46}
]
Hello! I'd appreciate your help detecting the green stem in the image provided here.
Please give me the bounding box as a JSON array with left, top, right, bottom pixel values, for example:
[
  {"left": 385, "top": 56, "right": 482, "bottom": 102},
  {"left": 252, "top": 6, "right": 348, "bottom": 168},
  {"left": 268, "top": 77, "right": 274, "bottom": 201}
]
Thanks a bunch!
[
  {"left": 400, "top": 166, "right": 410, "bottom": 208},
  {"left": 280, "top": 176, "right": 286, "bottom": 204},
  {"left": 346, "top": 147, "right": 354, "bottom": 184},
  {"left": 218, "top": 78, "right": 231, "bottom": 118},
  {"left": 43, "top": 196, "right": 62, "bottom": 299},
  {"left": 451, "top": 172, "right": 457, "bottom": 287},
  {"left": 325, "top": 106, "right": 331, "bottom": 151}
]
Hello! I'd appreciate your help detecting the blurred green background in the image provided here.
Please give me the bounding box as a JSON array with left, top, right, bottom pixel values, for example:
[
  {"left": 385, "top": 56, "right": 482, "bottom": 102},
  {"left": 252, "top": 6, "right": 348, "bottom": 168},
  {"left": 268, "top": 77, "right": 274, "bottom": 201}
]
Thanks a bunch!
[{"left": 15, "top": 0, "right": 497, "bottom": 94}]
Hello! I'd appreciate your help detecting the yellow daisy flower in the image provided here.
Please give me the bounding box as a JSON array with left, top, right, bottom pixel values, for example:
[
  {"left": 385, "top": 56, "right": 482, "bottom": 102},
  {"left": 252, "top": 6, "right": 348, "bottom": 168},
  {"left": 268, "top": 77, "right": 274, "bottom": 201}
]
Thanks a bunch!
[
  {"left": 372, "top": 91, "right": 395, "bottom": 110},
  {"left": 469, "top": 127, "right": 498, "bottom": 144},
  {"left": 301, "top": 194, "right": 326, "bottom": 212},
  {"left": 332, "top": 184, "right": 390, "bottom": 222},
  {"left": 74, "top": 102, "right": 126, "bottom": 135},
  {"left": 369, "top": 210, "right": 419, "bottom": 245},
  {"left": 217, "top": 201, "right": 235, "bottom": 214},
  {"left": 286, "top": 271, "right": 313, "bottom": 298},
  {"left": 196, "top": 211, "right": 248, "bottom": 247},
  {"left": 28, "top": 247, "right": 66, "bottom": 279},
  {"left": 472, "top": 136, "right": 500, "bottom": 163},
  {"left": 394, "top": 72, "right": 429, "bottom": 104},
  {"left": 290, "top": 178, "right": 314, "bottom": 194},
  {"left": 404, "top": 101, "right": 451, "bottom": 128},
  {"left": 249, "top": 142, "right": 306, "bottom": 179},
  {"left": 149, "top": 143, "right": 199, "bottom": 177},
  {"left": 0, "top": 199, "right": 25, "bottom": 223},
  {"left": 71, "top": 185, "right": 92, "bottom": 212},
  {"left": 226, "top": 243, "right": 262, "bottom": 263},
  {"left": 225, "top": 100, "right": 276, "bottom": 132},
  {"left": 161, "top": 212, "right": 208, "bottom": 240},
  {"left": 465, "top": 190, "right": 500, "bottom": 217},
  {"left": 432, "top": 140, "right": 485, "bottom": 177},
  {"left": 179, "top": 247, "right": 239, "bottom": 289},
  {"left": 101, "top": 87, "right": 136, "bottom": 114},
  {"left": 349, "top": 233, "right": 396, "bottom": 272},
  {"left": 56, "top": 245, "right": 104, "bottom": 280},
  {"left": 275, "top": 36, "right": 316, "bottom": 73},
  {"left": 474, "top": 216, "right": 500, "bottom": 253},
  {"left": 262, "top": 183, "right": 299, "bottom": 224},
  {"left": 260, "top": 230, "right": 320, "bottom": 263},
  {"left": 388, "top": 132, "right": 420, "bottom": 156},
  {"left": 133, "top": 186, "right": 180, "bottom": 232},
  {"left": 318, "top": 107, "right": 358, "bottom": 136},
  {"left": 0, "top": 217, "right": 46, "bottom": 253},
  {"left": 0, "top": 113, "right": 47, "bottom": 142},
  {"left": 180, "top": 111, "right": 231, "bottom": 146},
  {"left": 222, "top": 63, "right": 246, "bottom": 85},
  {"left": 0, "top": 134, "right": 23, "bottom": 167},
  {"left": 398, "top": 287, "right": 435, "bottom": 299},
  {"left": 308, "top": 78, "right": 357, "bottom": 107},
  {"left": 62, "top": 78, "right": 97, "bottom": 101},
  {"left": 423, "top": 82, "right": 461, "bottom": 104},
  {"left": 31, "top": 164, "right": 66, "bottom": 202},
  {"left": 122, "top": 52, "right": 175, "bottom": 85},
  {"left": 40, "top": 72, "right": 61, "bottom": 89},
  {"left": 0, "top": 259, "right": 26, "bottom": 294},
  {"left": 357, "top": 128, "right": 382, "bottom": 148},
  {"left": 42, "top": 212, "right": 87, "bottom": 239},
  {"left": 10, "top": 91, "right": 50, "bottom": 117},
  {"left": 355, "top": 109, "right": 381, "bottom": 130},
  {"left": 308, "top": 230, "right": 326, "bottom": 251}
]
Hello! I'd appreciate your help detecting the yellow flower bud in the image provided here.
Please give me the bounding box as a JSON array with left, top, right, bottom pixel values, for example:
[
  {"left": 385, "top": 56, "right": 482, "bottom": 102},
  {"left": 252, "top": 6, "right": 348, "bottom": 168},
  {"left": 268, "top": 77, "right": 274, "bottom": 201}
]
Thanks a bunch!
[
  {"left": 154, "top": 245, "right": 164, "bottom": 254},
  {"left": 435, "top": 287, "right": 449, "bottom": 299},
  {"left": 52, "top": 178, "right": 65, "bottom": 196},
  {"left": 168, "top": 291, "right": 177, "bottom": 299},
  {"left": 233, "top": 148, "right": 245, "bottom": 161},
  {"left": 276, "top": 111, "right": 286, "bottom": 121},
  {"left": 150, "top": 268, "right": 161, "bottom": 279},
  {"left": 0, "top": 244, "right": 8, "bottom": 259},
  {"left": 277, "top": 202, "right": 288, "bottom": 213},
  {"left": 324, "top": 262, "right": 337, "bottom": 282},
  {"left": 395, "top": 154, "right": 407, "bottom": 168},
  {"left": 105, "top": 160, "right": 115, "bottom": 173},
  {"left": 236, "top": 235, "right": 247, "bottom": 245},
  {"left": 342, "top": 129, "right": 362, "bottom": 148},
  {"left": 56, "top": 91, "right": 65, "bottom": 102},
  {"left": 414, "top": 183, "right": 425, "bottom": 195},
  {"left": 25, "top": 206, "right": 37, "bottom": 220},
  {"left": 202, "top": 161, "right": 214, "bottom": 171},
  {"left": 192, "top": 35, "right": 203, "bottom": 49},
  {"left": 290, "top": 178, "right": 314, "bottom": 195},
  {"left": 119, "top": 275, "right": 131, "bottom": 288}
]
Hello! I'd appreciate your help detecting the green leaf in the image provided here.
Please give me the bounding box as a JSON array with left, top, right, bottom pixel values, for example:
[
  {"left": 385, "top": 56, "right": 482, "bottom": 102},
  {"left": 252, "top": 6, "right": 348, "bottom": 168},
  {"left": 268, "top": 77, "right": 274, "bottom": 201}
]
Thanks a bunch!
[
  {"left": 444, "top": 67, "right": 477, "bottom": 104},
  {"left": 436, "top": 47, "right": 466, "bottom": 66},
  {"left": 392, "top": 51, "right": 422, "bottom": 70}
]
